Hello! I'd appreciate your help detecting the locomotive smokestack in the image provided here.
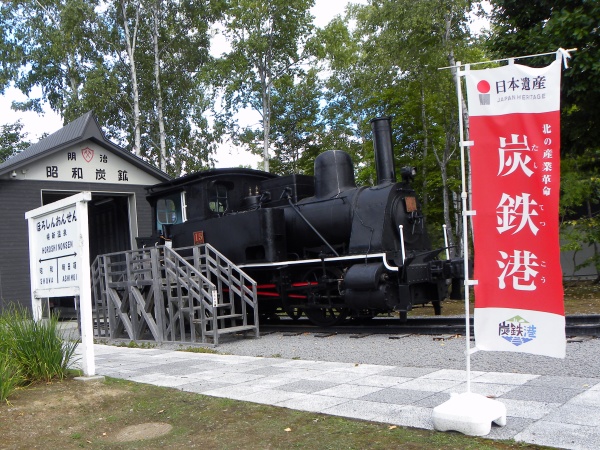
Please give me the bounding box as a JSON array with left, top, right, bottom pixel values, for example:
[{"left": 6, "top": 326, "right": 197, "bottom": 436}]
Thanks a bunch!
[{"left": 370, "top": 117, "right": 396, "bottom": 184}]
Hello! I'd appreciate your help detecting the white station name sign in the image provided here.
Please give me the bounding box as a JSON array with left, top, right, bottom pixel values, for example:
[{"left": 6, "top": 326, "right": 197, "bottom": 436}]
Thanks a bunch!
[
  {"left": 26, "top": 192, "right": 92, "bottom": 297},
  {"left": 35, "top": 206, "right": 80, "bottom": 289}
]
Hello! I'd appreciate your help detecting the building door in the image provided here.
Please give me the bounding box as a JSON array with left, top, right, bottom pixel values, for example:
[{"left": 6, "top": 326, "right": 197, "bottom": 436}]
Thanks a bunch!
[
  {"left": 42, "top": 192, "right": 132, "bottom": 263},
  {"left": 87, "top": 195, "right": 131, "bottom": 260},
  {"left": 42, "top": 192, "right": 133, "bottom": 317}
]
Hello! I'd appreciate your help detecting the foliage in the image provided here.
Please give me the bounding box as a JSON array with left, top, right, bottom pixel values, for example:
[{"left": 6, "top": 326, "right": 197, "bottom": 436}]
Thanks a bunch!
[
  {"left": 487, "top": 0, "right": 600, "bottom": 278},
  {"left": 0, "top": 0, "right": 223, "bottom": 176},
  {"left": 0, "top": 120, "right": 31, "bottom": 163},
  {"left": 0, "top": 353, "right": 23, "bottom": 403},
  {"left": 317, "top": 0, "right": 479, "bottom": 250},
  {"left": 0, "top": 0, "right": 105, "bottom": 118},
  {"left": 0, "top": 306, "right": 79, "bottom": 386},
  {"left": 215, "top": 0, "right": 316, "bottom": 172},
  {"left": 268, "top": 69, "right": 324, "bottom": 175}
]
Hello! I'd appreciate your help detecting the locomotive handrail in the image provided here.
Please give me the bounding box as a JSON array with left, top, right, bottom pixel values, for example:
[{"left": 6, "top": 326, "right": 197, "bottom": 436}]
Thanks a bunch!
[{"left": 238, "top": 252, "right": 400, "bottom": 272}]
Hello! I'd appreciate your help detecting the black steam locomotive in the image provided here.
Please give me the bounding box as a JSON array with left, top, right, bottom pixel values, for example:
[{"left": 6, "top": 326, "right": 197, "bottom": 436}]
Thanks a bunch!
[{"left": 139, "top": 117, "right": 463, "bottom": 326}]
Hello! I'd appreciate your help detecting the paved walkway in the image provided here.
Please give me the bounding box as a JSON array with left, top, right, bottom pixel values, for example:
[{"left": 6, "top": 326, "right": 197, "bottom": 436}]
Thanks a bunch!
[{"left": 76, "top": 344, "right": 600, "bottom": 450}]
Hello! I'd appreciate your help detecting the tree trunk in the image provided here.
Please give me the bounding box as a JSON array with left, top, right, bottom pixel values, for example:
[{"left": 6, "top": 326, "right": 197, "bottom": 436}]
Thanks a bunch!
[
  {"left": 420, "top": 81, "right": 428, "bottom": 211},
  {"left": 121, "top": 0, "right": 142, "bottom": 156},
  {"left": 445, "top": 12, "right": 470, "bottom": 257},
  {"left": 152, "top": 1, "right": 167, "bottom": 172}
]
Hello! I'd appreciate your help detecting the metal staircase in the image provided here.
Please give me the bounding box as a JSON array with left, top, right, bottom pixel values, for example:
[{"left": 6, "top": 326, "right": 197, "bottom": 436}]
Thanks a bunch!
[{"left": 91, "top": 243, "right": 259, "bottom": 346}]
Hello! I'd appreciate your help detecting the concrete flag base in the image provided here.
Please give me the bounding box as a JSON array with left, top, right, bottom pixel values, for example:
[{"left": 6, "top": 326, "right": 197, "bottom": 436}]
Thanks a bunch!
[{"left": 432, "top": 392, "right": 507, "bottom": 436}]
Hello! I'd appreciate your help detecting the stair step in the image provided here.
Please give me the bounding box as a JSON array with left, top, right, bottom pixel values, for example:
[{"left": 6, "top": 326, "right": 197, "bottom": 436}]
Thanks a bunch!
[
  {"left": 216, "top": 325, "right": 258, "bottom": 335},
  {"left": 191, "top": 314, "right": 243, "bottom": 323},
  {"left": 215, "top": 313, "right": 244, "bottom": 320}
]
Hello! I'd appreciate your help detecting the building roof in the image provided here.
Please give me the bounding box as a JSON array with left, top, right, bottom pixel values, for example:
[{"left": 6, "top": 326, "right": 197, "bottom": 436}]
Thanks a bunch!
[{"left": 0, "top": 111, "right": 170, "bottom": 181}]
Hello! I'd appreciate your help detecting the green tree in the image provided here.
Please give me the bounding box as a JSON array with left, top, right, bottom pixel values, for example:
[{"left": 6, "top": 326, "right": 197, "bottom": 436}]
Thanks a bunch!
[
  {"left": 487, "top": 0, "right": 600, "bottom": 279},
  {"left": 318, "top": 0, "right": 478, "bottom": 251},
  {"left": 0, "top": 121, "right": 31, "bottom": 163},
  {"left": 0, "top": 0, "right": 223, "bottom": 176},
  {"left": 0, "top": 0, "right": 106, "bottom": 119},
  {"left": 268, "top": 69, "right": 324, "bottom": 175},
  {"left": 216, "top": 0, "right": 315, "bottom": 172}
]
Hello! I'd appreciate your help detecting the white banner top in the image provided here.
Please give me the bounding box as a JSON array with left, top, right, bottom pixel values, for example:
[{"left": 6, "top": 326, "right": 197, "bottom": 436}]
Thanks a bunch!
[{"left": 466, "top": 60, "right": 562, "bottom": 117}]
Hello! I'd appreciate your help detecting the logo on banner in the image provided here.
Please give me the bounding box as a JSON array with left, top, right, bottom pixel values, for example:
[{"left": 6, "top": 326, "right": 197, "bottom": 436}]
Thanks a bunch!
[
  {"left": 477, "top": 80, "right": 491, "bottom": 105},
  {"left": 498, "top": 315, "right": 537, "bottom": 347},
  {"left": 82, "top": 147, "right": 94, "bottom": 163}
]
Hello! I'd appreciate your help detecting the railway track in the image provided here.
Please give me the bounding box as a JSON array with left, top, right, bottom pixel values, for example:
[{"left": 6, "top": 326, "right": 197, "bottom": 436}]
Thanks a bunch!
[{"left": 260, "top": 315, "right": 600, "bottom": 337}]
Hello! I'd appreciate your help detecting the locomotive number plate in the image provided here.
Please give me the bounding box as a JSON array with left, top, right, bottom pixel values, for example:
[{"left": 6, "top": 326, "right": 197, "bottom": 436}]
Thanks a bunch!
[
  {"left": 405, "top": 196, "right": 417, "bottom": 212},
  {"left": 193, "top": 231, "right": 205, "bottom": 245}
]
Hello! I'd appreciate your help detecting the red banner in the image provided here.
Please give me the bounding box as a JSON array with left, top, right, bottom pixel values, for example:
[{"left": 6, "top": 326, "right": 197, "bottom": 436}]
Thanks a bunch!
[{"left": 466, "top": 58, "right": 565, "bottom": 358}]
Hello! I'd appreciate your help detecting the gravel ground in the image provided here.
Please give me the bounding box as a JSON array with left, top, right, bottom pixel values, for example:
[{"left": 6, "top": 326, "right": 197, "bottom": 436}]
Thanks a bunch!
[
  {"left": 213, "top": 332, "right": 600, "bottom": 378},
  {"left": 62, "top": 321, "right": 600, "bottom": 379}
]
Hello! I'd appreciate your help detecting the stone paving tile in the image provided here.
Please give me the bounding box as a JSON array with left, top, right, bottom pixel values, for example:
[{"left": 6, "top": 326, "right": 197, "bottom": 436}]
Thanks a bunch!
[
  {"left": 275, "top": 393, "right": 349, "bottom": 413},
  {"left": 394, "top": 378, "right": 462, "bottom": 392},
  {"left": 384, "top": 405, "right": 434, "bottom": 429},
  {"left": 128, "top": 373, "right": 195, "bottom": 388},
  {"left": 360, "top": 388, "right": 434, "bottom": 405},
  {"left": 187, "top": 362, "right": 239, "bottom": 372},
  {"left": 353, "top": 374, "right": 413, "bottom": 388},
  {"left": 568, "top": 388, "right": 600, "bottom": 407},
  {"left": 148, "top": 361, "right": 212, "bottom": 376},
  {"left": 526, "top": 375, "right": 600, "bottom": 390},
  {"left": 272, "top": 360, "right": 340, "bottom": 370},
  {"left": 95, "top": 360, "right": 157, "bottom": 370},
  {"left": 313, "top": 383, "right": 383, "bottom": 399},
  {"left": 202, "top": 384, "right": 268, "bottom": 400},
  {"left": 500, "top": 385, "right": 585, "bottom": 403},
  {"left": 189, "top": 362, "right": 260, "bottom": 373},
  {"left": 235, "top": 357, "right": 286, "bottom": 367},
  {"left": 515, "top": 420, "right": 600, "bottom": 450},
  {"left": 244, "top": 366, "right": 299, "bottom": 376},
  {"left": 323, "top": 399, "right": 402, "bottom": 422},
  {"left": 199, "top": 370, "right": 266, "bottom": 384},
  {"left": 412, "top": 392, "right": 451, "bottom": 408},
  {"left": 276, "top": 380, "right": 339, "bottom": 394},
  {"left": 421, "top": 369, "right": 485, "bottom": 381},
  {"left": 377, "top": 367, "right": 437, "bottom": 378},
  {"left": 96, "top": 368, "right": 139, "bottom": 378},
  {"left": 178, "top": 380, "right": 231, "bottom": 394},
  {"left": 484, "top": 417, "right": 536, "bottom": 442},
  {"left": 589, "top": 381, "right": 600, "bottom": 391},
  {"left": 328, "top": 363, "right": 397, "bottom": 375},
  {"left": 468, "top": 372, "right": 539, "bottom": 385},
  {"left": 542, "top": 403, "right": 600, "bottom": 427},
  {"left": 236, "top": 376, "right": 303, "bottom": 390},
  {"left": 272, "top": 368, "right": 327, "bottom": 380},
  {"left": 304, "top": 370, "right": 367, "bottom": 384},
  {"left": 443, "top": 381, "right": 519, "bottom": 398},
  {"left": 240, "top": 389, "right": 307, "bottom": 405},
  {"left": 496, "top": 398, "right": 562, "bottom": 419}
]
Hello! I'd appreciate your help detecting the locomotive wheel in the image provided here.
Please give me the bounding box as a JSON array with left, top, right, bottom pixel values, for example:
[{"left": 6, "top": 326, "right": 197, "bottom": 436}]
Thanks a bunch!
[{"left": 301, "top": 268, "right": 348, "bottom": 327}]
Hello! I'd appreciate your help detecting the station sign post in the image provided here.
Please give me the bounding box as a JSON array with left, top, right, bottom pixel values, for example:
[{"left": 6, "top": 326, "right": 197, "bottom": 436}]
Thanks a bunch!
[{"left": 25, "top": 191, "right": 95, "bottom": 376}]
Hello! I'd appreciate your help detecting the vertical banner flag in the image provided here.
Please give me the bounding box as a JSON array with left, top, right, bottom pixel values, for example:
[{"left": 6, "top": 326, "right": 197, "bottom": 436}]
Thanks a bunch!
[{"left": 466, "top": 56, "right": 565, "bottom": 358}]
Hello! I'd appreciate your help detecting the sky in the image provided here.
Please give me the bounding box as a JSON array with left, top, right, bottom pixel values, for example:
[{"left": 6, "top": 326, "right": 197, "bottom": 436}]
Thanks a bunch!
[{"left": 1, "top": 0, "right": 487, "bottom": 169}]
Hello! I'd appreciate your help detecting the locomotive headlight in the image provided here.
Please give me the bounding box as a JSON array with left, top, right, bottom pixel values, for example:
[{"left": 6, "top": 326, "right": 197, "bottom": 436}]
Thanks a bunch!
[{"left": 400, "top": 166, "right": 417, "bottom": 183}]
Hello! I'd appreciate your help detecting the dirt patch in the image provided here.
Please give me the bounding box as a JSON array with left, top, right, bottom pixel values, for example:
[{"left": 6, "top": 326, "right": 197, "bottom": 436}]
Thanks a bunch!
[{"left": 111, "top": 422, "right": 173, "bottom": 442}]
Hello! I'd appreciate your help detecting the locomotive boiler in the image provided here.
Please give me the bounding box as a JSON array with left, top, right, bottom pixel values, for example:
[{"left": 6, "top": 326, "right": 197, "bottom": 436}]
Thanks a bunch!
[{"left": 139, "top": 117, "right": 464, "bottom": 326}]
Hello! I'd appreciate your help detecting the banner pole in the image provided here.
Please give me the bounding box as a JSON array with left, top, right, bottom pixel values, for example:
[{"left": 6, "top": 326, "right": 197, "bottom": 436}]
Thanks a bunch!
[{"left": 454, "top": 61, "right": 474, "bottom": 393}]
